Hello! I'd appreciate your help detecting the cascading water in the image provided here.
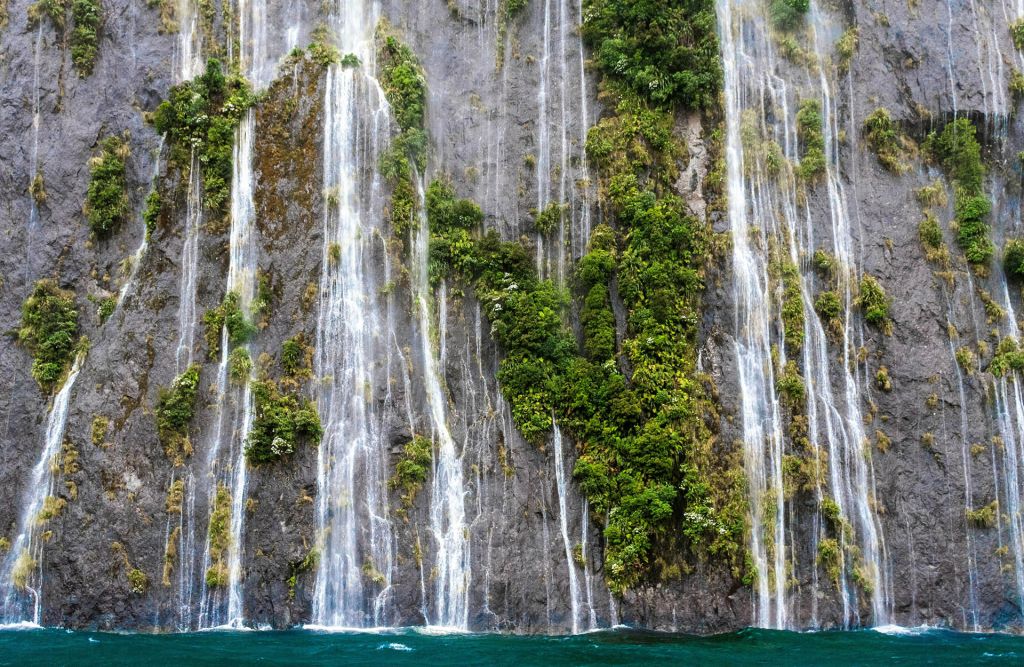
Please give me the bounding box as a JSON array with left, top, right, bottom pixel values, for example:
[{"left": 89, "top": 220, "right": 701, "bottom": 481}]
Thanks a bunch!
[
  {"left": 718, "top": 0, "right": 891, "bottom": 628},
  {"left": 552, "top": 426, "right": 582, "bottom": 634},
  {"left": 0, "top": 352, "right": 86, "bottom": 625},
  {"left": 413, "top": 180, "right": 471, "bottom": 630},
  {"left": 311, "top": 0, "right": 397, "bottom": 628},
  {"left": 118, "top": 137, "right": 165, "bottom": 307}
]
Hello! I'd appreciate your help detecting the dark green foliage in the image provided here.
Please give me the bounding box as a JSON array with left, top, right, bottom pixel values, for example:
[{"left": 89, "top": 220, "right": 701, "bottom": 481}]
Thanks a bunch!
[
  {"left": 924, "top": 118, "right": 991, "bottom": 265},
  {"left": 863, "top": 108, "right": 906, "bottom": 173},
  {"left": 340, "top": 52, "right": 361, "bottom": 68},
  {"left": 281, "top": 334, "right": 313, "bottom": 378},
  {"left": 1005, "top": 238, "right": 1024, "bottom": 280},
  {"left": 389, "top": 435, "right": 433, "bottom": 507},
  {"left": 925, "top": 118, "right": 985, "bottom": 194},
  {"left": 1011, "top": 19, "right": 1024, "bottom": 51},
  {"left": 426, "top": 179, "right": 484, "bottom": 283},
  {"left": 919, "top": 214, "right": 944, "bottom": 250},
  {"left": 202, "top": 292, "right": 256, "bottom": 359},
  {"left": 18, "top": 280, "right": 79, "bottom": 391},
  {"left": 228, "top": 348, "right": 251, "bottom": 384},
  {"left": 28, "top": 0, "right": 68, "bottom": 30},
  {"left": 378, "top": 32, "right": 426, "bottom": 133},
  {"left": 533, "top": 202, "right": 566, "bottom": 235},
  {"left": 776, "top": 360, "right": 805, "bottom": 408},
  {"left": 308, "top": 41, "right": 340, "bottom": 67},
  {"left": 814, "top": 290, "right": 841, "bottom": 321},
  {"left": 780, "top": 262, "right": 804, "bottom": 353},
  {"left": 505, "top": 0, "right": 528, "bottom": 15},
  {"left": 376, "top": 29, "right": 427, "bottom": 239},
  {"left": 155, "top": 365, "right": 200, "bottom": 440},
  {"left": 143, "top": 189, "right": 162, "bottom": 239},
  {"left": 581, "top": 0, "right": 721, "bottom": 109},
  {"left": 990, "top": 336, "right": 1024, "bottom": 377},
  {"left": 246, "top": 380, "right": 322, "bottom": 463},
  {"left": 858, "top": 275, "right": 890, "bottom": 327},
  {"left": 70, "top": 0, "right": 99, "bottom": 76},
  {"left": 151, "top": 59, "right": 256, "bottom": 225},
  {"left": 770, "top": 0, "right": 809, "bottom": 31},
  {"left": 796, "top": 99, "right": 826, "bottom": 181},
  {"left": 85, "top": 135, "right": 130, "bottom": 236},
  {"left": 97, "top": 296, "right": 116, "bottom": 323}
]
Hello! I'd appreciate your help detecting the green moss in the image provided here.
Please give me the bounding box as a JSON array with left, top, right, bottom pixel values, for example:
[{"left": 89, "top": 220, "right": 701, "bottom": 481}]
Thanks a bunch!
[
  {"left": 581, "top": 0, "right": 721, "bottom": 109},
  {"left": 18, "top": 279, "right": 80, "bottom": 392},
  {"left": 245, "top": 380, "right": 322, "bottom": 463},
  {"left": 389, "top": 435, "right": 433, "bottom": 508},
  {"left": 1005, "top": 238, "right": 1024, "bottom": 280},
  {"left": 863, "top": 108, "right": 907, "bottom": 174},
  {"left": 151, "top": 59, "right": 257, "bottom": 227},
  {"left": 814, "top": 290, "right": 841, "bottom": 321},
  {"left": 858, "top": 275, "right": 891, "bottom": 330},
  {"left": 796, "top": 99, "right": 826, "bottom": 181}
]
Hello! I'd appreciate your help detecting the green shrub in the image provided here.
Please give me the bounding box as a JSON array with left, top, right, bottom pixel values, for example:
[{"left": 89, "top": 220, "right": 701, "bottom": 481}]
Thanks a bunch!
[
  {"left": 228, "top": 348, "right": 252, "bottom": 384},
  {"left": 814, "top": 290, "right": 842, "bottom": 321},
  {"left": 990, "top": 337, "right": 1024, "bottom": 377},
  {"left": 85, "top": 135, "right": 130, "bottom": 236},
  {"left": 1005, "top": 238, "right": 1024, "bottom": 279},
  {"left": 796, "top": 99, "right": 826, "bottom": 181},
  {"left": 155, "top": 365, "right": 200, "bottom": 440},
  {"left": 780, "top": 262, "right": 804, "bottom": 353},
  {"left": 777, "top": 360, "right": 805, "bottom": 408},
  {"left": 533, "top": 201, "right": 567, "bottom": 235},
  {"left": 203, "top": 292, "right": 255, "bottom": 359},
  {"left": 377, "top": 29, "right": 426, "bottom": 133},
  {"left": 858, "top": 275, "right": 890, "bottom": 329},
  {"left": 151, "top": 59, "right": 257, "bottom": 226},
  {"left": 280, "top": 334, "right": 313, "bottom": 378},
  {"left": 205, "top": 485, "right": 231, "bottom": 587},
  {"left": 863, "top": 108, "right": 906, "bottom": 173},
  {"left": 19, "top": 279, "right": 80, "bottom": 391},
  {"left": 389, "top": 435, "right": 433, "bottom": 508},
  {"left": 143, "top": 189, "right": 162, "bottom": 238},
  {"left": 70, "top": 0, "right": 100, "bottom": 76},
  {"left": 426, "top": 178, "right": 484, "bottom": 283},
  {"left": 580, "top": 0, "right": 721, "bottom": 109},
  {"left": 919, "top": 214, "right": 944, "bottom": 250},
  {"left": 770, "top": 0, "right": 809, "bottom": 31},
  {"left": 1011, "top": 19, "right": 1024, "bottom": 51},
  {"left": 966, "top": 500, "right": 998, "bottom": 528},
  {"left": 245, "top": 380, "right": 322, "bottom": 463}
]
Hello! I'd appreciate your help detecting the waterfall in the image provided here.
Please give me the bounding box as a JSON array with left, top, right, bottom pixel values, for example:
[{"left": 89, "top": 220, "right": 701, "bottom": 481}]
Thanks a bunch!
[
  {"left": 311, "top": 0, "right": 396, "bottom": 629},
  {"left": 718, "top": 0, "right": 890, "bottom": 628},
  {"left": 413, "top": 181, "right": 471, "bottom": 630},
  {"left": 0, "top": 352, "right": 86, "bottom": 625},
  {"left": 552, "top": 426, "right": 582, "bottom": 634},
  {"left": 118, "top": 137, "right": 165, "bottom": 307}
]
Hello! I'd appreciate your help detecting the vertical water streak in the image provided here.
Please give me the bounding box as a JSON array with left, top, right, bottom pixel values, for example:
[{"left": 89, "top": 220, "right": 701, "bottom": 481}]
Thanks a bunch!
[
  {"left": 312, "top": 0, "right": 396, "bottom": 628},
  {"left": 0, "top": 353, "right": 86, "bottom": 624},
  {"left": 552, "top": 426, "right": 581, "bottom": 634},
  {"left": 413, "top": 180, "right": 471, "bottom": 630}
]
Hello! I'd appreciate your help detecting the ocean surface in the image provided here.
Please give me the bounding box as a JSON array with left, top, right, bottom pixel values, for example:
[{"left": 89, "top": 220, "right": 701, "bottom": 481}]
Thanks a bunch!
[{"left": 1, "top": 624, "right": 1023, "bottom": 665}]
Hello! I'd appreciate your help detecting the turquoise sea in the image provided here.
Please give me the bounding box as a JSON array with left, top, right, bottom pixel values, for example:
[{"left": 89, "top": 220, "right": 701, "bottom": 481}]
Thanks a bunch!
[{"left": 1, "top": 625, "right": 1023, "bottom": 665}]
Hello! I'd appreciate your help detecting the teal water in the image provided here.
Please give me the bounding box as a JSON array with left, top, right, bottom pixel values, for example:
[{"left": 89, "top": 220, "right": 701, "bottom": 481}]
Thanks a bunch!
[{"left": 1, "top": 626, "right": 1023, "bottom": 665}]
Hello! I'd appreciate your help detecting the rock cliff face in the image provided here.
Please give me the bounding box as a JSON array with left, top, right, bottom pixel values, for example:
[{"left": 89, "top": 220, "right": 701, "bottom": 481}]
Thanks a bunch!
[{"left": 0, "top": 0, "right": 1023, "bottom": 635}]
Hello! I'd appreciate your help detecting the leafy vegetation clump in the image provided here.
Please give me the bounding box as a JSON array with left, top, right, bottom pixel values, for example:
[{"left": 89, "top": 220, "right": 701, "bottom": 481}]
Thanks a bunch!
[
  {"left": 203, "top": 292, "right": 256, "bottom": 359},
  {"left": 796, "top": 98, "right": 826, "bottom": 180},
  {"left": 85, "top": 134, "right": 131, "bottom": 236},
  {"left": 990, "top": 337, "right": 1024, "bottom": 377},
  {"left": 770, "top": 0, "right": 809, "bottom": 31},
  {"left": 71, "top": 0, "right": 100, "bottom": 76},
  {"left": 780, "top": 261, "right": 804, "bottom": 353},
  {"left": 205, "top": 485, "right": 231, "bottom": 588},
  {"left": 19, "top": 279, "right": 79, "bottom": 391},
  {"left": 389, "top": 435, "right": 433, "bottom": 508},
  {"left": 863, "top": 108, "right": 907, "bottom": 174},
  {"left": 581, "top": 0, "right": 721, "bottom": 109},
  {"left": 151, "top": 59, "right": 257, "bottom": 226},
  {"left": 427, "top": 178, "right": 484, "bottom": 284},
  {"left": 924, "top": 118, "right": 992, "bottom": 265},
  {"left": 280, "top": 334, "right": 313, "bottom": 379},
  {"left": 1011, "top": 19, "right": 1024, "bottom": 51},
  {"left": 376, "top": 26, "right": 428, "bottom": 239},
  {"left": 143, "top": 189, "right": 162, "bottom": 238},
  {"left": 245, "top": 380, "right": 322, "bottom": 463},
  {"left": 155, "top": 365, "right": 200, "bottom": 464},
  {"left": 858, "top": 275, "right": 891, "bottom": 331},
  {"left": 1005, "top": 238, "right": 1024, "bottom": 280}
]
